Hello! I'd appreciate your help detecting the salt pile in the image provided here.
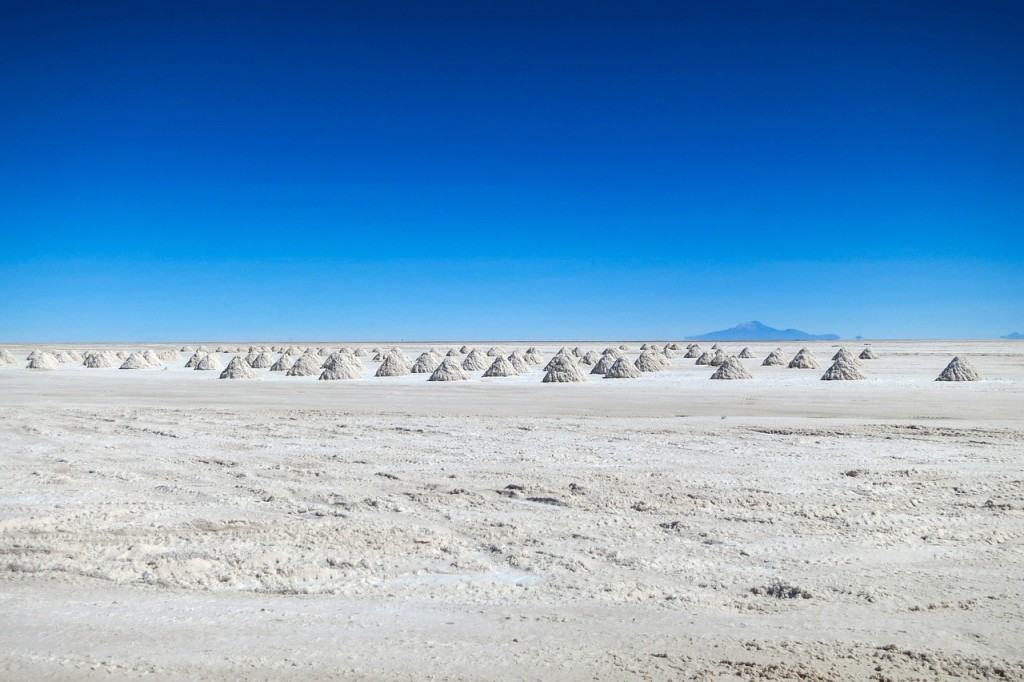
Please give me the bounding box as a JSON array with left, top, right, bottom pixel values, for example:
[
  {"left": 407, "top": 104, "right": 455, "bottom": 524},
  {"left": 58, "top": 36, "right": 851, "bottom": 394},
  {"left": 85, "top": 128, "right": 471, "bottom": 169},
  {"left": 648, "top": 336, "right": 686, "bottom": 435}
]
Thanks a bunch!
[
  {"left": 142, "top": 349, "right": 162, "bottom": 366},
  {"left": 375, "top": 351, "right": 411, "bottom": 377},
  {"left": 459, "top": 345, "right": 471, "bottom": 354},
  {"left": 184, "top": 352, "right": 204, "bottom": 368},
  {"left": 83, "top": 351, "right": 116, "bottom": 368},
  {"left": 635, "top": 350, "right": 667, "bottom": 372},
  {"left": 542, "top": 355, "right": 585, "bottom": 383},
  {"left": 788, "top": 348, "right": 819, "bottom": 369},
  {"left": 936, "top": 356, "right": 980, "bottom": 382},
  {"left": 0, "top": 349, "right": 16, "bottom": 365},
  {"left": 194, "top": 354, "right": 222, "bottom": 371},
  {"left": 738, "top": 347, "right": 754, "bottom": 359},
  {"left": 220, "top": 356, "right": 257, "bottom": 379},
  {"left": 353, "top": 347, "right": 368, "bottom": 358},
  {"left": 590, "top": 353, "right": 617, "bottom": 375},
  {"left": 580, "top": 350, "right": 600, "bottom": 366},
  {"left": 695, "top": 351, "right": 712, "bottom": 365},
  {"left": 708, "top": 349, "right": 728, "bottom": 366},
  {"left": 762, "top": 349, "right": 787, "bottom": 366},
  {"left": 524, "top": 347, "right": 544, "bottom": 365},
  {"left": 486, "top": 347, "right": 504, "bottom": 357},
  {"left": 250, "top": 351, "right": 274, "bottom": 368},
  {"left": 411, "top": 352, "right": 441, "bottom": 373},
  {"left": 429, "top": 357, "right": 470, "bottom": 381},
  {"left": 288, "top": 354, "right": 323, "bottom": 376},
  {"left": 270, "top": 354, "right": 293, "bottom": 372},
  {"left": 859, "top": 347, "right": 878, "bottom": 359},
  {"left": 831, "top": 348, "right": 861, "bottom": 365},
  {"left": 119, "top": 352, "right": 149, "bottom": 370},
  {"left": 461, "top": 349, "right": 489, "bottom": 371},
  {"left": 684, "top": 345, "right": 702, "bottom": 358},
  {"left": 507, "top": 350, "right": 530, "bottom": 373},
  {"left": 821, "top": 358, "right": 865, "bottom": 381},
  {"left": 604, "top": 357, "right": 641, "bottom": 379},
  {"left": 319, "top": 362, "right": 360, "bottom": 380},
  {"left": 710, "top": 356, "right": 752, "bottom": 380},
  {"left": 446, "top": 349, "right": 460, "bottom": 357},
  {"left": 483, "top": 355, "right": 518, "bottom": 377},
  {"left": 27, "top": 352, "right": 59, "bottom": 370}
]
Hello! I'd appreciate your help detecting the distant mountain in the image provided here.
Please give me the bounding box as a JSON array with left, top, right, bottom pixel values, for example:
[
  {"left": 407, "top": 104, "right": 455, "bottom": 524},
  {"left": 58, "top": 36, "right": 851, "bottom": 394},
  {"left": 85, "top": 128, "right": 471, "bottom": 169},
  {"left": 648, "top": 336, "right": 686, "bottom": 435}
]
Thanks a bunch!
[
  {"left": 690, "top": 321, "right": 840, "bottom": 341},
  {"left": 1002, "top": 332, "right": 1024, "bottom": 340}
]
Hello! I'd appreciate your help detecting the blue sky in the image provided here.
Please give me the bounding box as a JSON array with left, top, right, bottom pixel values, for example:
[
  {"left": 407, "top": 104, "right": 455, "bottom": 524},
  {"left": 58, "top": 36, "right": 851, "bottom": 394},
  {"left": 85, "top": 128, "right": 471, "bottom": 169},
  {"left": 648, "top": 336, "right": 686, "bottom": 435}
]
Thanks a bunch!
[{"left": 1, "top": 1, "right": 1021, "bottom": 341}]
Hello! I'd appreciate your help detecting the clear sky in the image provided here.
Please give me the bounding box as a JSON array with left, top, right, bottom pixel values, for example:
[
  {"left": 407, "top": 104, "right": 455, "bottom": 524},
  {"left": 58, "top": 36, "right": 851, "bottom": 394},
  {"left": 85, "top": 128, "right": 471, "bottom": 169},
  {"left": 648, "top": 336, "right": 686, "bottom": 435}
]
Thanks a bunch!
[{"left": 1, "top": 1, "right": 1021, "bottom": 341}]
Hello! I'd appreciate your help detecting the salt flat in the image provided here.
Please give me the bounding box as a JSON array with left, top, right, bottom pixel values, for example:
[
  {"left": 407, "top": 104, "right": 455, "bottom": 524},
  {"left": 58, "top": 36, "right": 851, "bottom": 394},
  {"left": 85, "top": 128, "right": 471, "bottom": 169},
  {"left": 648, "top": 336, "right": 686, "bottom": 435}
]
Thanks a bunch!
[{"left": 1, "top": 341, "right": 1022, "bottom": 680}]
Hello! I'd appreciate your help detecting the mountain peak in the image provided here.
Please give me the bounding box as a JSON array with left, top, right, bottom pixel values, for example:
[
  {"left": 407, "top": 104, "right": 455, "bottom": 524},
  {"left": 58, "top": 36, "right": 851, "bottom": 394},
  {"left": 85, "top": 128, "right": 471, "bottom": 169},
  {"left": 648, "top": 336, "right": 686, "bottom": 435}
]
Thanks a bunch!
[{"left": 690, "top": 321, "right": 839, "bottom": 341}]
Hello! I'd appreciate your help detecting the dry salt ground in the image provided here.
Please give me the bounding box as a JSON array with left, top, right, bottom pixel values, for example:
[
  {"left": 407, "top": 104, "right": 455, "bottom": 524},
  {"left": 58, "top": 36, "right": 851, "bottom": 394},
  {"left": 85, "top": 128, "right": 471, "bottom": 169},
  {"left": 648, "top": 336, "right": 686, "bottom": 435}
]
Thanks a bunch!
[{"left": 1, "top": 340, "right": 1023, "bottom": 680}]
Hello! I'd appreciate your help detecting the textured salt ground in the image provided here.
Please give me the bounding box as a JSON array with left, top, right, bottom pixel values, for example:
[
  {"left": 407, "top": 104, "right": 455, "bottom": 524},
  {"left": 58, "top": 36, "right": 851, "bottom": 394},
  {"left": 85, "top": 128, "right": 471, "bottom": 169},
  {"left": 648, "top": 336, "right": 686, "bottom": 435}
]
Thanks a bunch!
[{"left": 1, "top": 340, "right": 1023, "bottom": 679}]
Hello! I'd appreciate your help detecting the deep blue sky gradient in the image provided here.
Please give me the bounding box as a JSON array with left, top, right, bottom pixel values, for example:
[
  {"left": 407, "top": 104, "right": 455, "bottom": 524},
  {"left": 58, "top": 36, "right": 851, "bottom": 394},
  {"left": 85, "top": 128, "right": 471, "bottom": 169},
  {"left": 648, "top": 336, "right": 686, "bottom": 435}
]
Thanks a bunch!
[{"left": 1, "top": 1, "right": 1021, "bottom": 340}]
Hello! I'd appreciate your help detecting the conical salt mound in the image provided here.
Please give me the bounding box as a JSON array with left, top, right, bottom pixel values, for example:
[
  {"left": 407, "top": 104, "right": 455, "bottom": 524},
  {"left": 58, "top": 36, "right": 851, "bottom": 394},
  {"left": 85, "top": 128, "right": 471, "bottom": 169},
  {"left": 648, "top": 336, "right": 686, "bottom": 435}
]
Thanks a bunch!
[
  {"left": 859, "top": 347, "right": 878, "bottom": 360},
  {"left": 640, "top": 343, "right": 652, "bottom": 351},
  {"left": 0, "top": 349, "right": 16, "bottom": 365},
  {"left": 601, "top": 347, "right": 623, "bottom": 359},
  {"left": 936, "top": 356, "right": 980, "bottom": 382},
  {"left": 27, "top": 352, "right": 59, "bottom": 370},
  {"left": 250, "top": 351, "right": 274, "bottom": 368},
  {"left": 635, "top": 350, "right": 666, "bottom": 373},
  {"left": 668, "top": 343, "right": 681, "bottom": 350},
  {"left": 83, "top": 351, "right": 115, "bottom": 368},
  {"left": 661, "top": 347, "right": 674, "bottom": 358},
  {"left": 524, "top": 348, "right": 544, "bottom": 365},
  {"left": 115, "top": 351, "right": 127, "bottom": 360},
  {"left": 542, "top": 355, "right": 585, "bottom": 383},
  {"left": 708, "top": 349, "right": 728, "bottom": 366},
  {"left": 461, "top": 349, "right": 489, "bottom": 371},
  {"left": 821, "top": 358, "right": 865, "bottom": 381},
  {"left": 375, "top": 352, "right": 410, "bottom": 377},
  {"left": 288, "top": 354, "right": 322, "bottom": 376},
  {"left": 141, "top": 349, "right": 161, "bottom": 366},
  {"left": 605, "top": 357, "right": 641, "bottom": 379},
  {"left": 184, "top": 351, "right": 204, "bottom": 368},
  {"left": 429, "top": 357, "right": 470, "bottom": 381},
  {"left": 220, "top": 356, "right": 257, "bottom": 379},
  {"left": 180, "top": 346, "right": 193, "bottom": 353},
  {"left": 590, "top": 353, "right": 617, "bottom": 375},
  {"left": 194, "top": 354, "right": 222, "bottom": 371},
  {"left": 580, "top": 350, "right": 600, "bottom": 366},
  {"left": 695, "top": 351, "right": 712, "bottom": 365},
  {"left": 762, "top": 349, "right": 786, "bottom": 366},
  {"left": 54, "top": 351, "right": 74, "bottom": 363},
  {"left": 321, "top": 352, "right": 358, "bottom": 372},
  {"left": 353, "top": 347, "right": 368, "bottom": 357},
  {"left": 244, "top": 351, "right": 260, "bottom": 365},
  {"left": 483, "top": 355, "right": 518, "bottom": 377},
  {"left": 507, "top": 351, "right": 530, "bottom": 373},
  {"left": 831, "top": 348, "right": 861, "bottom": 365},
  {"left": 486, "top": 346, "right": 504, "bottom": 357},
  {"left": 319, "top": 363, "right": 360, "bottom": 380},
  {"left": 788, "top": 349, "right": 819, "bottom": 369},
  {"left": 710, "top": 357, "right": 752, "bottom": 380},
  {"left": 157, "top": 349, "right": 177, "bottom": 362},
  {"left": 459, "top": 345, "right": 471, "bottom": 354},
  {"left": 446, "top": 349, "right": 460, "bottom": 357},
  {"left": 119, "top": 352, "right": 149, "bottom": 370},
  {"left": 270, "top": 354, "right": 293, "bottom": 372},
  {"left": 684, "top": 345, "right": 702, "bottom": 358},
  {"left": 411, "top": 352, "right": 441, "bottom": 373},
  {"left": 710, "top": 343, "right": 720, "bottom": 350},
  {"left": 618, "top": 344, "right": 628, "bottom": 350},
  {"left": 738, "top": 347, "right": 754, "bottom": 359}
]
